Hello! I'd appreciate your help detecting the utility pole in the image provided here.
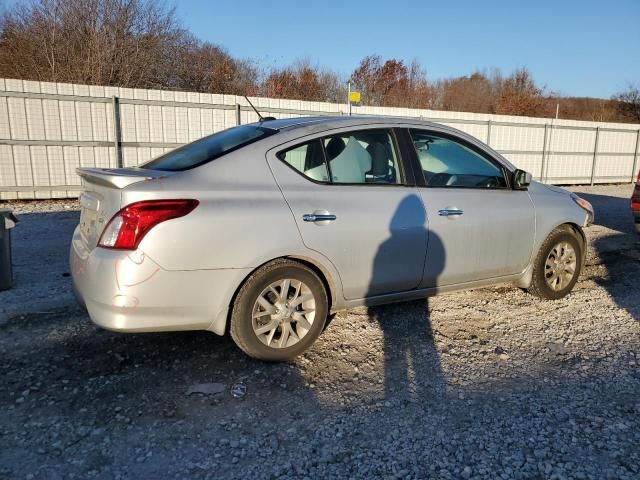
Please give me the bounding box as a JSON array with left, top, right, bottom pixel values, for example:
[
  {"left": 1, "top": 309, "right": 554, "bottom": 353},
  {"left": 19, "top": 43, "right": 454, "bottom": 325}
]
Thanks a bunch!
[{"left": 348, "top": 81, "right": 352, "bottom": 116}]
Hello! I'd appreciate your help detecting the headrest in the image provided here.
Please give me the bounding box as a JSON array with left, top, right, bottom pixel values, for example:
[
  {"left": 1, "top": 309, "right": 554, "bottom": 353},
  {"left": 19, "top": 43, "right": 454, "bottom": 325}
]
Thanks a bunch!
[
  {"left": 366, "top": 142, "right": 390, "bottom": 176},
  {"left": 325, "top": 137, "right": 346, "bottom": 160}
]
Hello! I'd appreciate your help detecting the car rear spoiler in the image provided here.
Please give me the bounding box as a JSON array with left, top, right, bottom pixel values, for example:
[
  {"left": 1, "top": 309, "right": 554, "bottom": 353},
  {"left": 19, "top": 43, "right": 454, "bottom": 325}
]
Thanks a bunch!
[{"left": 76, "top": 168, "right": 168, "bottom": 189}]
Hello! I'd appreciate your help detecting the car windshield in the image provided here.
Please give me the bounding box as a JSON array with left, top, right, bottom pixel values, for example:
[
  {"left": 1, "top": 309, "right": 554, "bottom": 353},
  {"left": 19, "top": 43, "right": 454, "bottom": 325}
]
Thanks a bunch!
[{"left": 142, "top": 125, "right": 277, "bottom": 171}]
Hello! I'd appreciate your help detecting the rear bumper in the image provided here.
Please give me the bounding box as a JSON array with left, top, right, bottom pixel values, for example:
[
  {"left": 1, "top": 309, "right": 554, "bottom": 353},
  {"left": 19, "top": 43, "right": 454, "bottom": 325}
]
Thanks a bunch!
[{"left": 70, "top": 226, "right": 251, "bottom": 335}]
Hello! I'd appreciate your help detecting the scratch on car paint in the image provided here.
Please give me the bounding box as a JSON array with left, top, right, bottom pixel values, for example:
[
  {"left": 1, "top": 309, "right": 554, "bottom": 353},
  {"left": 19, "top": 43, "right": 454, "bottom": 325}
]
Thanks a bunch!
[
  {"left": 121, "top": 267, "right": 160, "bottom": 288},
  {"left": 112, "top": 250, "right": 160, "bottom": 306},
  {"left": 112, "top": 294, "right": 140, "bottom": 308}
]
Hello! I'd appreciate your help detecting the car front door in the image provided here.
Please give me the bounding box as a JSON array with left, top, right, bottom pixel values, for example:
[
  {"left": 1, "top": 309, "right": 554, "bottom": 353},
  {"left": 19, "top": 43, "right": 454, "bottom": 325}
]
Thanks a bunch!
[
  {"left": 266, "top": 128, "right": 427, "bottom": 300},
  {"left": 406, "top": 129, "right": 535, "bottom": 288}
]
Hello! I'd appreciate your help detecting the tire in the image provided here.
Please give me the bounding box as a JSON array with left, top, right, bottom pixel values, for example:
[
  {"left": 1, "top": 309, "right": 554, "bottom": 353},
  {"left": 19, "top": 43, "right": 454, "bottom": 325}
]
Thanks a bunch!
[
  {"left": 527, "top": 226, "right": 583, "bottom": 300},
  {"left": 230, "top": 259, "right": 328, "bottom": 361}
]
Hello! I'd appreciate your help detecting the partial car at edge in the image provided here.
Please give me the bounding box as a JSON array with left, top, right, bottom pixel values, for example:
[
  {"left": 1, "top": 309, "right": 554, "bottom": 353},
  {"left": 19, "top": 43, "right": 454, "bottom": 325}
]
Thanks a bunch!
[{"left": 631, "top": 169, "right": 640, "bottom": 232}]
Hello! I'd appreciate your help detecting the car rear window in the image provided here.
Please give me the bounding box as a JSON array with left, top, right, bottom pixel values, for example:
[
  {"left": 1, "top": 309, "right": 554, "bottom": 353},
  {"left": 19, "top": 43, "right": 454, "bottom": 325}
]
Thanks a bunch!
[{"left": 142, "top": 125, "right": 277, "bottom": 171}]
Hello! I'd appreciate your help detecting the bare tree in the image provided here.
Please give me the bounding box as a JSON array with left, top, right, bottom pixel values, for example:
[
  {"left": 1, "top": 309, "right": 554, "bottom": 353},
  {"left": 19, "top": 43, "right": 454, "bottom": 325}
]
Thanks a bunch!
[
  {"left": 613, "top": 84, "right": 640, "bottom": 122},
  {"left": 171, "top": 38, "right": 257, "bottom": 95},
  {"left": 0, "top": 0, "right": 187, "bottom": 88},
  {"left": 262, "top": 59, "right": 344, "bottom": 102},
  {"left": 351, "top": 55, "right": 432, "bottom": 108},
  {"left": 432, "top": 69, "right": 502, "bottom": 113},
  {"left": 494, "top": 68, "right": 544, "bottom": 117}
]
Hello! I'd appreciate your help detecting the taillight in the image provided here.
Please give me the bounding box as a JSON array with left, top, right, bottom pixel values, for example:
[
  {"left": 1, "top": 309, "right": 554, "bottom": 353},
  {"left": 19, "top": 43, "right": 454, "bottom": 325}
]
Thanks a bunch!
[
  {"left": 98, "top": 199, "right": 199, "bottom": 250},
  {"left": 632, "top": 199, "right": 640, "bottom": 212}
]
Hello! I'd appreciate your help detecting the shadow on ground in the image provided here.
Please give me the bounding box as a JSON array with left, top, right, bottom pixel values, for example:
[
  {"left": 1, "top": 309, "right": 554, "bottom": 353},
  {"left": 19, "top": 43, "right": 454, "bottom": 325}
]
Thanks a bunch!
[
  {"left": 577, "top": 192, "right": 639, "bottom": 321},
  {"left": 0, "top": 209, "right": 78, "bottom": 321}
]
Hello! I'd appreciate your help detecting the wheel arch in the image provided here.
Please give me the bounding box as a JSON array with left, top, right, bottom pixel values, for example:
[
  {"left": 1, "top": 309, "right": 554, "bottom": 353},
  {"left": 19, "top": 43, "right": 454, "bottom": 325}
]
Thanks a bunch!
[
  {"left": 286, "top": 255, "right": 338, "bottom": 311},
  {"left": 517, "top": 221, "right": 587, "bottom": 289},
  {"left": 564, "top": 222, "right": 587, "bottom": 263},
  {"left": 221, "top": 255, "right": 339, "bottom": 335}
]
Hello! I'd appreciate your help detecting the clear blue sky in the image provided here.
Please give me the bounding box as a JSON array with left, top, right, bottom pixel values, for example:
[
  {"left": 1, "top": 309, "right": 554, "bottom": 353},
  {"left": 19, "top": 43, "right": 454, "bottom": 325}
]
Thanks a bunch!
[
  {"left": 3, "top": 0, "right": 639, "bottom": 97},
  {"left": 175, "top": 0, "right": 640, "bottom": 98}
]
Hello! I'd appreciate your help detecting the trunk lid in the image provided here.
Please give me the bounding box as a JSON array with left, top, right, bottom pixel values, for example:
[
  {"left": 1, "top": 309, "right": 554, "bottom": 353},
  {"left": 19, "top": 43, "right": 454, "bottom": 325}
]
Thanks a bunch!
[{"left": 76, "top": 168, "right": 170, "bottom": 250}]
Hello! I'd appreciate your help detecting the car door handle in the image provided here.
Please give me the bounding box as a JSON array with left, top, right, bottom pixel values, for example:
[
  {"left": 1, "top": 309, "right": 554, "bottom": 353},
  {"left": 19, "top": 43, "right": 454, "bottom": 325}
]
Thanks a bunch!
[
  {"left": 438, "top": 209, "right": 464, "bottom": 217},
  {"left": 303, "top": 213, "right": 337, "bottom": 222}
]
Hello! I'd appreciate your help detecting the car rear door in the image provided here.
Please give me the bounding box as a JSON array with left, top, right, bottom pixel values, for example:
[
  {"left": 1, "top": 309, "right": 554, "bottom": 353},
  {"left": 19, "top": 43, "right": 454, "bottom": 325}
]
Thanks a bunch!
[
  {"left": 405, "top": 128, "right": 535, "bottom": 287},
  {"left": 266, "top": 127, "right": 427, "bottom": 300}
]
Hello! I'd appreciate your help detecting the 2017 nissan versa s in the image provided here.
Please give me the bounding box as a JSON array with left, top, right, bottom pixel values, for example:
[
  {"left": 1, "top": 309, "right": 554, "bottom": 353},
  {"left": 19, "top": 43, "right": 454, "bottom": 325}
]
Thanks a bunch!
[{"left": 70, "top": 116, "right": 594, "bottom": 361}]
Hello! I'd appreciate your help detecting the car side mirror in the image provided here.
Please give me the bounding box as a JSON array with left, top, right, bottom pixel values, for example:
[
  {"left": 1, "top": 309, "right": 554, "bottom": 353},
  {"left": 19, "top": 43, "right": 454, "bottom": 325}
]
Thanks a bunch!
[{"left": 513, "top": 169, "right": 532, "bottom": 190}]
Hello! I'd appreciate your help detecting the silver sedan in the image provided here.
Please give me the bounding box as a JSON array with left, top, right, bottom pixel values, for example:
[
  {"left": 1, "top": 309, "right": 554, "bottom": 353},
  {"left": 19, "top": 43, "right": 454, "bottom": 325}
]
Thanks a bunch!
[{"left": 70, "top": 116, "right": 594, "bottom": 360}]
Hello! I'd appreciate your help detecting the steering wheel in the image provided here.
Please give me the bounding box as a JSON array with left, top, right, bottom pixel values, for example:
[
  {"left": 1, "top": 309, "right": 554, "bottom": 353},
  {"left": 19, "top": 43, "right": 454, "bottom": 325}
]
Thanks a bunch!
[
  {"left": 429, "top": 173, "right": 451, "bottom": 187},
  {"left": 481, "top": 177, "right": 500, "bottom": 188}
]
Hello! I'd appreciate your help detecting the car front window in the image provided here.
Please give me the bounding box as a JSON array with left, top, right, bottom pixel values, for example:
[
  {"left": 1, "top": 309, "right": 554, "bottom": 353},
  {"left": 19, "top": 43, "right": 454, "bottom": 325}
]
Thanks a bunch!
[{"left": 410, "top": 130, "right": 507, "bottom": 188}]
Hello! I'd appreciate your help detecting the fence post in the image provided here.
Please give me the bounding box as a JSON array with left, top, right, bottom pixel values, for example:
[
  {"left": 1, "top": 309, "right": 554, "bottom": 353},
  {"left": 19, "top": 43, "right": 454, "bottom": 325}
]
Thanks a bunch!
[
  {"left": 111, "top": 96, "right": 123, "bottom": 168},
  {"left": 631, "top": 129, "right": 640, "bottom": 182},
  {"left": 544, "top": 124, "right": 554, "bottom": 183},
  {"left": 540, "top": 124, "right": 548, "bottom": 182},
  {"left": 235, "top": 104, "right": 241, "bottom": 126},
  {"left": 590, "top": 127, "right": 600, "bottom": 186},
  {"left": 486, "top": 119, "right": 492, "bottom": 145}
]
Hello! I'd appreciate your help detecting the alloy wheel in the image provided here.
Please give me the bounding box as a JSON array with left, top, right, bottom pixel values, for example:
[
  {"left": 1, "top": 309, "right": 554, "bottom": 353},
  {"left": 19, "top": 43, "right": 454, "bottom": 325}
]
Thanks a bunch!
[
  {"left": 544, "top": 241, "right": 577, "bottom": 291},
  {"left": 251, "top": 279, "right": 316, "bottom": 348}
]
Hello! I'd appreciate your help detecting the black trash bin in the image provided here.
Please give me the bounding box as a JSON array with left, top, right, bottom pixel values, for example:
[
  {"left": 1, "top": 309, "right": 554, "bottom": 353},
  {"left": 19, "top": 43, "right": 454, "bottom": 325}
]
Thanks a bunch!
[{"left": 0, "top": 208, "right": 18, "bottom": 291}]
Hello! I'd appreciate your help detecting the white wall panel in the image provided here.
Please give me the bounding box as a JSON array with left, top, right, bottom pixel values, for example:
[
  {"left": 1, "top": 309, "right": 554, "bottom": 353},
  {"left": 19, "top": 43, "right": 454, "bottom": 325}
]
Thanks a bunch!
[
  {"left": 12, "top": 145, "right": 34, "bottom": 199},
  {"left": 75, "top": 101, "right": 94, "bottom": 141},
  {"left": 7, "top": 97, "right": 28, "bottom": 139},
  {"left": 0, "top": 144, "right": 17, "bottom": 199},
  {"left": 546, "top": 154, "right": 593, "bottom": 181},
  {"left": 501, "top": 153, "right": 544, "bottom": 179},
  {"left": 78, "top": 146, "right": 96, "bottom": 169},
  {"left": 42, "top": 100, "right": 62, "bottom": 140},
  {"left": 551, "top": 128, "right": 596, "bottom": 153},
  {"left": 91, "top": 102, "right": 109, "bottom": 142},
  {"left": 594, "top": 155, "right": 635, "bottom": 180},
  {"left": 1, "top": 79, "right": 639, "bottom": 198},
  {"left": 61, "top": 146, "right": 79, "bottom": 185},
  {"left": 58, "top": 101, "right": 78, "bottom": 141},
  {"left": 491, "top": 125, "right": 545, "bottom": 152},
  {"left": 120, "top": 103, "right": 136, "bottom": 142},
  {"left": 135, "top": 104, "right": 150, "bottom": 143},
  {"left": 25, "top": 98, "right": 45, "bottom": 139},
  {"left": 0, "top": 96, "right": 11, "bottom": 139},
  {"left": 598, "top": 130, "right": 638, "bottom": 153}
]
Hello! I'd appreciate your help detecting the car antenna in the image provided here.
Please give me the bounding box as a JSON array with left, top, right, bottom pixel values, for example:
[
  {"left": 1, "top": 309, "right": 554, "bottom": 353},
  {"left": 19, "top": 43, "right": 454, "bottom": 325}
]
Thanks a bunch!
[{"left": 244, "top": 96, "right": 276, "bottom": 122}]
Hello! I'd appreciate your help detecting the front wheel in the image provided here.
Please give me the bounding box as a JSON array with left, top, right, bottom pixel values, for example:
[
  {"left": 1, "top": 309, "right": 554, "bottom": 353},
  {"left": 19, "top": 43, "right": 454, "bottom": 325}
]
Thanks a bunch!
[
  {"left": 527, "top": 226, "right": 583, "bottom": 300},
  {"left": 230, "top": 259, "right": 328, "bottom": 361}
]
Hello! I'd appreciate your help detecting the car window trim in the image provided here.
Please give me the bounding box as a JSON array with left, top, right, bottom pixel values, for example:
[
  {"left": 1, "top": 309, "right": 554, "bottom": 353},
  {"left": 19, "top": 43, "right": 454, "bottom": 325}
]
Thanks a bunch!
[
  {"left": 275, "top": 127, "right": 414, "bottom": 188},
  {"left": 322, "top": 128, "right": 407, "bottom": 186},
  {"left": 277, "top": 138, "right": 331, "bottom": 185},
  {"left": 394, "top": 128, "right": 421, "bottom": 187},
  {"left": 406, "top": 128, "right": 512, "bottom": 190}
]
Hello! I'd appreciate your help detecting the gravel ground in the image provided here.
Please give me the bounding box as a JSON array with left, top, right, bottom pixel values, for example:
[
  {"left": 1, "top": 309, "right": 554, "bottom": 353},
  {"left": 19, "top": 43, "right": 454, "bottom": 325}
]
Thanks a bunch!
[{"left": 0, "top": 184, "right": 638, "bottom": 480}]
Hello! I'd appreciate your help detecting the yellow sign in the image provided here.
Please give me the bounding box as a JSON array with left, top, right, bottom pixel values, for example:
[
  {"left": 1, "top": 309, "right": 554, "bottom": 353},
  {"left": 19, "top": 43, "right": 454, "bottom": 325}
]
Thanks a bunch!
[{"left": 348, "top": 91, "right": 361, "bottom": 104}]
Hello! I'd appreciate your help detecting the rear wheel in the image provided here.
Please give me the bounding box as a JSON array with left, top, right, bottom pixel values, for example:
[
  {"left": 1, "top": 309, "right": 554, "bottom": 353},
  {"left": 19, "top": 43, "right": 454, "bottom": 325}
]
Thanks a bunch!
[
  {"left": 230, "top": 259, "right": 328, "bottom": 361},
  {"left": 527, "top": 226, "right": 583, "bottom": 300}
]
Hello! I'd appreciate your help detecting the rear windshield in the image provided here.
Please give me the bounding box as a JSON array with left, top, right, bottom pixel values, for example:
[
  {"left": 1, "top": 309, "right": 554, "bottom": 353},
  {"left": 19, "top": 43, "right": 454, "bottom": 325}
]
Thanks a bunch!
[{"left": 142, "top": 125, "right": 277, "bottom": 171}]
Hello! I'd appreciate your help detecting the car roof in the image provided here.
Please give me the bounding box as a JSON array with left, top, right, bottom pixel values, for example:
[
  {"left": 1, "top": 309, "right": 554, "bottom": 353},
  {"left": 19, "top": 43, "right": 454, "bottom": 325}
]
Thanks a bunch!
[{"left": 256, "top": 115, "right": 443, "bottom": 132}]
